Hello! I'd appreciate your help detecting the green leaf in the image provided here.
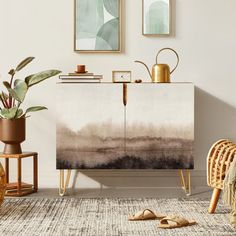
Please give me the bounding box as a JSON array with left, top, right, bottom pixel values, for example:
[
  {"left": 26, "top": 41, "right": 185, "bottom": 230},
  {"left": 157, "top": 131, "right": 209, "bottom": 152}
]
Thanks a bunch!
[
  {"left": 14, "top": 79, "right": 23, "bottom": 87},
  {"left": 15, "top": 57, "right": 35, "bottom": 72},
  {"left": 3, "top": 80, "right": 28, "bottom": 103},
  {"left": 25, "top": 70, "right": 61, "bottom": 87},
  {"left": 15, "top": 108, "right": 23, "bottom": 118},
  {"left": 0, "top": 107, "right": 18, "bottom": 119},
  {"left": 25, "top": 106, "right": 47, "bottom": 115}
]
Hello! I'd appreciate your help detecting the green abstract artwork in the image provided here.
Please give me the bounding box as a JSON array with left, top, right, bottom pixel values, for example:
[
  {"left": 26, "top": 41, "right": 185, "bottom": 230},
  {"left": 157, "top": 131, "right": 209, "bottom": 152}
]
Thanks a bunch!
[
  {"left": 75, "top": 0, "right": 121, "bottom": 52},
  {"left": 143, "top": 0, "right": 170, "bottom": 35}
]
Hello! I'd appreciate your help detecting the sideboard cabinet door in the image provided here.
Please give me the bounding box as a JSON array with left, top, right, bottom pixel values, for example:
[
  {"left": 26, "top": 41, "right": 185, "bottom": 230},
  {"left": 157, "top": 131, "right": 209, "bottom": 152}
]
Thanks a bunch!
[
  {"left": 125, "top": 83, "right": 194, "bottom": 169},
  {"left": 57, "top": 84, "right": 125, "bottom": 169}
]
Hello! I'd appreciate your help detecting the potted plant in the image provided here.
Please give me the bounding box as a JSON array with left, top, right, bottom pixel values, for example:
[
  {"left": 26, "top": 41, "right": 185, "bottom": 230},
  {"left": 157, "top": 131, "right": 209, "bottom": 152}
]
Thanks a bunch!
[{"left": 0, "top": 57, "right": 61, "bottom": 154}]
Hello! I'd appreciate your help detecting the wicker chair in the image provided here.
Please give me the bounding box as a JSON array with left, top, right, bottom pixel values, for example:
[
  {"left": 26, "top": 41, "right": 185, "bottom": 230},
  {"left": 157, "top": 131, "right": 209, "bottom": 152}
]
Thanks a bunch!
[
  {"left": 0, "top": 163, "right": 6, "bottom": 206},
  {"left": 207, "top": 139, "right": 236, "bottom": 213}
]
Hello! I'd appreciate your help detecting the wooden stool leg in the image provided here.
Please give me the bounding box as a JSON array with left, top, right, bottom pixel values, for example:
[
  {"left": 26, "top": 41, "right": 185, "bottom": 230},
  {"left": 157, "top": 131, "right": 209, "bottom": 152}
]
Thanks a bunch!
[
  {"left": 17, "top": 158, "right": 22, "bottom": 195},
  {"left": 208, "top": 188, "right": 221, "bottom": 214},
  {"left": 33, "top": 154, "right": 38, "bottom": 192},
  {"left": 5, "top": 158, "right": 9, "bottom": 183}
]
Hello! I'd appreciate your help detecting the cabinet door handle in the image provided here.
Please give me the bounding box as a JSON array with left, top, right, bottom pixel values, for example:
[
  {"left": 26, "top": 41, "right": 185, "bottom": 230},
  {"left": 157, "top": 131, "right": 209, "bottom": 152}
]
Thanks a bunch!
[{"left": 123, "top": 83, "right": 127, "bottom": 106}]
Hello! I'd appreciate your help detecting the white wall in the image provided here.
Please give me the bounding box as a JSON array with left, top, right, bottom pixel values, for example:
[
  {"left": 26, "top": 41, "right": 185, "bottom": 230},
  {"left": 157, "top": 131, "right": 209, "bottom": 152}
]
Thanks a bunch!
[{"left": 0, "top": 0, "right": 236, "bottom": 188}]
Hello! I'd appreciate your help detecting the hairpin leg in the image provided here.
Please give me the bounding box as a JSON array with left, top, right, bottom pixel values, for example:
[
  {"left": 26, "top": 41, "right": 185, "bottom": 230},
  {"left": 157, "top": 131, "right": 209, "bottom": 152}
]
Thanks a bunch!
[
  {"left": 179, "top": 170, "right": 191, "bottom": 196},
  {"left": 59, "top": 170, "right": 71, "bottom": 196}
]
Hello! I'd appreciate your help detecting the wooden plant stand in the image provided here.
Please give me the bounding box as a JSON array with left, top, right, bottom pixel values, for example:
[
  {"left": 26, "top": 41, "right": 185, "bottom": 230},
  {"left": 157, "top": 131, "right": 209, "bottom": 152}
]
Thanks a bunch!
[{"left": 0, "top": 152, "right": 38, "bottom": 197}]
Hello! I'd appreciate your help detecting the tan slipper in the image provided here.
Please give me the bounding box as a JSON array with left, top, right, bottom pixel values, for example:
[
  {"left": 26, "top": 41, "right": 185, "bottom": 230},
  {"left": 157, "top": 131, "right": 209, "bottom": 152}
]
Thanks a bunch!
[
  {"left": 157, "top": 215, "right": 197, "bottom": 229},
  {"left": 128, "top": 209, "right": 165, "bottom": 221}
]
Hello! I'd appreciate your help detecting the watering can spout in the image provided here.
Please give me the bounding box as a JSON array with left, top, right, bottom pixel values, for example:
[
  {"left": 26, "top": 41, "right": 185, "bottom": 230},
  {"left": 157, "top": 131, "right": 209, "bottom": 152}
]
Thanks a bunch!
[{"left": 134, "top": 60, "right": 152, "bottom": 79}]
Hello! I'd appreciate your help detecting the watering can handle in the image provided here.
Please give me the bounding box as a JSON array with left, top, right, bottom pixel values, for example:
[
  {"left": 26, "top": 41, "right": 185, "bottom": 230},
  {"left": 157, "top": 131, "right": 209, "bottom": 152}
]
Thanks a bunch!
[{"left": 155, "top": 48, "right": 179, "bottom": 74}]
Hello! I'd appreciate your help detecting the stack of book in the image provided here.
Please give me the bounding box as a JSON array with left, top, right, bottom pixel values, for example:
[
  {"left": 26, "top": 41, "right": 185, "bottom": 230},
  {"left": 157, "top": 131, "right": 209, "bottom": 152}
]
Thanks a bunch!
[{"left": 59, "top": 72, "right": 103, "bottom": 83}]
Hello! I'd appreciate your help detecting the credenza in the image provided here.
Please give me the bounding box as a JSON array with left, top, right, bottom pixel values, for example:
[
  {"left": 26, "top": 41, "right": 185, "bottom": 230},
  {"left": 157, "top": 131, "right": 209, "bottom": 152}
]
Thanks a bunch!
[{"left": 57, "top": 83, "right": 194, "bottom": 195}]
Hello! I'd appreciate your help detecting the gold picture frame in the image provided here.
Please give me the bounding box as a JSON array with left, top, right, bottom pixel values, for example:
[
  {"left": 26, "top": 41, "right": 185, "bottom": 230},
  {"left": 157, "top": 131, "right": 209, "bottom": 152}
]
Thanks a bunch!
[
  {"left": 142, "top": 0, "right": 171, "bottom": 36},
  {"left": 74, "top": 0, "right": 122, "bottom": 53},
  {"left": 112, "top": 71, "right": 132, "bottom": 83}
]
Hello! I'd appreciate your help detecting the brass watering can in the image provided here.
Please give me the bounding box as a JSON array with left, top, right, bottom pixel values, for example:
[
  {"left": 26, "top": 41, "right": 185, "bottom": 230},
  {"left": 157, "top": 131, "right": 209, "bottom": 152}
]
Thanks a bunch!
[{"left": 135, "top": 48, "right": 179, "bottom": 83}]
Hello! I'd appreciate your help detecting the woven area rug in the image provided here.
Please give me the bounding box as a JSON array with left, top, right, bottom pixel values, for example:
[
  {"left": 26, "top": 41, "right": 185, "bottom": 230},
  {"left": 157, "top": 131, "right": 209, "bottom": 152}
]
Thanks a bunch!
[{"left": 0, "top": 198, "right": 234, "bottom": 236}]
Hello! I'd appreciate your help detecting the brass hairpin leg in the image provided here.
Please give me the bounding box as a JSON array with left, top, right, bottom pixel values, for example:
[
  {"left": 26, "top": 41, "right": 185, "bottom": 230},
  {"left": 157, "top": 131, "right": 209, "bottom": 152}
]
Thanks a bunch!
[
  {"left": 179, "top": 170, "right": 191, "bottom": 196},
  {"left": 59, "top": 169, "right": 71, "bottom": 196}
]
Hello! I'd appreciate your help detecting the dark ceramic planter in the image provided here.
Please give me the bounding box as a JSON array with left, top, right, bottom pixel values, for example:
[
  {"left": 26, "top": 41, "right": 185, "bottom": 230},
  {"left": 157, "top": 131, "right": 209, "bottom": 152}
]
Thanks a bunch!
[{"left": 0, "top": 118, "right": 25, "bottom": 154}]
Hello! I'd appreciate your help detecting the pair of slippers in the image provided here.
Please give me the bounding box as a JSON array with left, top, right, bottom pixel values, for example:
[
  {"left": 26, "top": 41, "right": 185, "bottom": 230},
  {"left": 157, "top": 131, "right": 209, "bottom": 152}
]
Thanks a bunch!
[{"left": 128, "top": 209, "right": 197, "bottom": 229}]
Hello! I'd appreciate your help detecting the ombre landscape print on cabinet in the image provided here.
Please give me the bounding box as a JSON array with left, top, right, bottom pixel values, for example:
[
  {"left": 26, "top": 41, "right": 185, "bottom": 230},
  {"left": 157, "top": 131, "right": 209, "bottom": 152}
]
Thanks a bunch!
[{"left": 57, "top": 84, "right": 194, "bottom": 170}]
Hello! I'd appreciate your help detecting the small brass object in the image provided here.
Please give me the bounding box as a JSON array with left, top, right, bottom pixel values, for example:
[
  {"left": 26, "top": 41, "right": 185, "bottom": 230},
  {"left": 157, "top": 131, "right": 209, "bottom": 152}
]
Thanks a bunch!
[
  {"left": 59, "top": 170, "right": 71, "bottom": 196},
  {"left": 135, "top": 48, "right": 179, "bottom": 83}
]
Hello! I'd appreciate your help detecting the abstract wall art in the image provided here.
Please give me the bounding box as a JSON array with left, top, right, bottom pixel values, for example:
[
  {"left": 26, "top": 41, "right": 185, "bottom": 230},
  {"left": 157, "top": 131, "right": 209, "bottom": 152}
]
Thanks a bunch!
[
  {"left": 57, "top": 83, "right": 194, "bottom": 170},
  {"left": 143, "top": 0, "right": 170, "bottom": 35},
  {"left": 74, "top": 0, "right": 121, "bottom": 52}
]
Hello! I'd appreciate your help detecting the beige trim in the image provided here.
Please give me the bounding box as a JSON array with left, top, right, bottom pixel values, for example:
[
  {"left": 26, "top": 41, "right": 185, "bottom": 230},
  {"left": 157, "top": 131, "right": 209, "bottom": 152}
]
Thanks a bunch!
[{"left": 74, "top": 0, "right": 122, "bottom": 53}]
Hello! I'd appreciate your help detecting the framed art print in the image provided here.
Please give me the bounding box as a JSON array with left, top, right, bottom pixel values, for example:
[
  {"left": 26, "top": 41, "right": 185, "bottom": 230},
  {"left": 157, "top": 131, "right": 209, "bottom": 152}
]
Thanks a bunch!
[
  {"left": 142, "top": 0, "right": 170, "bottom": 36},
  {"left": 74, "top": 0, "right": 121, "bottom": 52}
]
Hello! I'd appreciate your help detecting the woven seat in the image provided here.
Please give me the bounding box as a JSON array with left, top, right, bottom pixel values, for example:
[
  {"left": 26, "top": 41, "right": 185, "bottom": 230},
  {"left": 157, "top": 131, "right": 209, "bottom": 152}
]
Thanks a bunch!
[
  {"left": 207, "top": 139, "right": 236, "bottom": 213},
  {"left": 0, "top": 163, "right": 6, "bottom": 205}
]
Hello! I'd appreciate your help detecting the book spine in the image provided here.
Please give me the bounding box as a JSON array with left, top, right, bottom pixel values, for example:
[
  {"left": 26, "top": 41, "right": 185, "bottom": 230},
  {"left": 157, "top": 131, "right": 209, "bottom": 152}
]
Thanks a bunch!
[
  {"left": 58, "top": 79, "right": 101, "bottom": 83},
  {"left": 69, "top": 73, "right": 94, "bottom": 76},
  {"left": 59, "top": 75, "right": 103, "bottom": 79},
  {"left": 59, "top": 81, "right": 101, "bottom": 83}
]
